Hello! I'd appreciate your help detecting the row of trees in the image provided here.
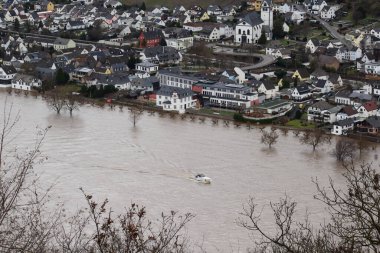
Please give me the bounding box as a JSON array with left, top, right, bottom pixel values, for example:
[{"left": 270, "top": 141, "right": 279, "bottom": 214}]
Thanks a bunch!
[{"left": 260, "top": 127, "right": 373, "bottom": 163}]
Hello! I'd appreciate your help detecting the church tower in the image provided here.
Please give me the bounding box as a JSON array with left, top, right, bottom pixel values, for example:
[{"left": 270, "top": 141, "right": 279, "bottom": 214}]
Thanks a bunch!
[{"left": 260, "top": 0, "right": 273, "bottom": 30}]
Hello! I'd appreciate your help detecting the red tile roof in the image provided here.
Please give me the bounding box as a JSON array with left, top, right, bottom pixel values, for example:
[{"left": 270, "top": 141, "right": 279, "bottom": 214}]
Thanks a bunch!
[{"left": 363, "top": 101, "right": 378, "bottom": 112}]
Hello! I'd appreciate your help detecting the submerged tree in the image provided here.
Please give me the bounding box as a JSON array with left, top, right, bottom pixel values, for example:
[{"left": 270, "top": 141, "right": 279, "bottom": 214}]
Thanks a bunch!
[
  {"left": 333, "top": 138, "right": 356, "bottom": 163},
  {"left": 46, "top": 92, "right": 66, "bottom": 114},
  {"left": 239, "top": 162, "right": 380, "bottom": 252},
  {"left": 261, "top": 129, "right": 279, "bottom": 149},
  {"left": 64, "top": 95, "right": 79, "bottom": 116},
  {"left": 299, "top": 129, "right": 330, "bottom": 151},
  {"left": 129, "top": 106, "right": 144, "bottom": 127}
]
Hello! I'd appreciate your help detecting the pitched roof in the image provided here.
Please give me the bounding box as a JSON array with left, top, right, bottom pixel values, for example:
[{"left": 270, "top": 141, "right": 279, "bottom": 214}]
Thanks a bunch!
[
  {"left": 363, "top": 101, "right": 378, "bottom": 112},
  {"left": 157, "top": 85, "right": 194, "bottom": 99},
  {"left": 340, "top": 106, "right": 358, "bottom": 116},
  {"left": 240, "top": 12, "right": 263, "bottom": 27},
  {"left": 310, "top": 100, "right": 334, "bottom": 110}
]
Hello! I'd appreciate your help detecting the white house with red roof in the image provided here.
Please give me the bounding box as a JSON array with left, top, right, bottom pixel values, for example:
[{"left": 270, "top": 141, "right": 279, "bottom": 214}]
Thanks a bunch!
[{"left": 356, "top": 101, "right": 378, "bottom": 119}]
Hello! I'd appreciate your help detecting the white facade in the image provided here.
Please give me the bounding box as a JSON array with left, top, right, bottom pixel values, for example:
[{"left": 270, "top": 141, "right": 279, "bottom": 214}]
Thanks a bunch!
[
  {"left": 156, "top": 86, "right": 195, "bottom": 114},
  {"left": 331, "top": 120, "right": 354, "bottom": 135},
  {"left": 320, "top": 6, "right": 335, "bottom": 20},
  {"left": 370, "top": 29, "right": 380, "bottom": 39},
  {"left": 135, "top": 62, "right": 159, "bottom": 74},
  {"left": 235, "top": 20, "right": 263, "bottom": 44},
  {"left": 364, "top": 62, "right": 380, "bottom": 75},
  {"left": 261, "top": 0, "right": 273, "bottom": 30},
  {"left": 166, "top": 37, "right": 193, "bottom": 50},
  {"left": 11, "top": 75, "right": 42, "bottom": 90}
]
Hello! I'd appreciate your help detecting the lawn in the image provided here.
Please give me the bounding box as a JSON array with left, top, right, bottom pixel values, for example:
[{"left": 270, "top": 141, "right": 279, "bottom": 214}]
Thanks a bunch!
[
  {"left": 198, "top": 108, "right": 236, "bottom": 118},
  {"left": 54, "top": 84, "right": 82, "bottom": 95},
  {"left": 286, "top": 119, "right": 315, "bottom": 129}
]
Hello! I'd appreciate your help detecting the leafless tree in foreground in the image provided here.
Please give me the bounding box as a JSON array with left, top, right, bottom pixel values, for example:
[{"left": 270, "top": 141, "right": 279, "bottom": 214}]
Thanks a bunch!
[
  {"left": 261, "top": 129, "right": 279, "bottom": 149},
  {"left": 62, "top": 189, "right": 195, "bottom": 253},
  {"left": 46, "top": 92, "right": 66, "bottom": 114},
  {"left": 239, "top": 163, "right": 380, "bottom": 253},
  {"left": 0, "top": 101, "right": 195, "bottom": 252},
  {"left": 129, "top": 106, "right": 144, "bottom": 127},
  {"left": 333, "top": 139, "right": 356, "bottom": 163},
  {"left": 0, "top": 101, "right": 58, "bottom": 252},
  {"left": 65, "top": 95, "right": 79, "bottom": 116},
  {"left": 299, "top": 129, "right": 331, "bottom": 151}
]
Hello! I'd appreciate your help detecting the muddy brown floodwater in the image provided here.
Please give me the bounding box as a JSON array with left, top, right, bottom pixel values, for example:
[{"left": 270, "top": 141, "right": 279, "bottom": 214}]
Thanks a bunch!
[{"left": 1, "top": 92, "right": 378, "bottom": 252}]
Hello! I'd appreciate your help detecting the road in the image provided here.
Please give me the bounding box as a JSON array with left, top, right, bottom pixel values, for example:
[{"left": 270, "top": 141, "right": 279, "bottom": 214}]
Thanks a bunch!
[
  {"left": 302, "top": 8, "right": 354, "bottom": 49},
  {"left": 0, "top": 29, "right": 124, "bottom": 48},
  {"left": 212, "top": 45, "right": 276, "bottom": 70}
]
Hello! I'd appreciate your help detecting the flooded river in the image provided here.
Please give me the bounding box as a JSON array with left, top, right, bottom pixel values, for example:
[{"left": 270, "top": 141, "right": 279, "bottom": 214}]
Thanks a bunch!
[{"left": 1, "top": 92, "right": 378, "bottom": 252}]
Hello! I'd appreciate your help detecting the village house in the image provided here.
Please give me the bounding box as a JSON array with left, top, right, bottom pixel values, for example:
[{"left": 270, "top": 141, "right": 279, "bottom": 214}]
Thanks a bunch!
[
  {"left": 139, "top": 30, "right": 164, "bottom": 48},
  {"left": 356, "top": 116, "right": 380, "bottom": 135},
  {"left": 307, "top": 100, "right": 342, "bottom": 124},
  {"left": 156, "top": 85, "right": 195, "bottom": 113},
  {"left": 140, "top": 46, "right": 182, "bottom": 65},
  {"left": 53, "top": 38, "right": 76, "bottom": 50},
  {"left": 292, "top": 84, "right": 312, "bottom": 101},
  {"left": 0, "top": 64, "right": 17, "bottom": 88},
  {"left": 320, "top": 6, "right": 335, "bottom": 20},
  {"left": 136, "top": 61, "right": 159, "bottom": 75},
  {"left": 11, "top": 73, "right": 42, "bottom": 90},
  {"left": 292, "top": 69, "right": 310, "bottom": 82},
  {"left": 331, "top": 118, "right": 355, "bottom": 135},
  {"left": 257, "top": 80, "right": 279, "bottom": 99}
]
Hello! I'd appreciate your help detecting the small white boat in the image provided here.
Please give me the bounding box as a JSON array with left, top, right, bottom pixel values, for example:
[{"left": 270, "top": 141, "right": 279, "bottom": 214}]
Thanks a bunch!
[{"left": 194, "top": 174, "right": 212, "bottom": 184}]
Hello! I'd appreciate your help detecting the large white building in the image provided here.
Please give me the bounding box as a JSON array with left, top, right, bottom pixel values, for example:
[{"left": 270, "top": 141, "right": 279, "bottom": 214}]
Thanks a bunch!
[
  {"left": 235, "top": 12, "right": 263, "bottom": 44},
  {"left": 11, "top": 74, "right": 42, "bottom": 91},
  {"left": 157, "top": 69, "right": 200, "bottom": 89},
  {"left": 195, "top": 82, "right": 259, "bottom": 109},
  {"left": 156, "top": 85, "right": 195, "bottom": 114}
]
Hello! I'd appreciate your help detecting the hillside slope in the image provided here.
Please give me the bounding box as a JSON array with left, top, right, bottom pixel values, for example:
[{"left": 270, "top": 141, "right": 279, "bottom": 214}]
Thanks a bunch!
[{"left": 124, "top": 0, "right": 242, "bottom": 8}]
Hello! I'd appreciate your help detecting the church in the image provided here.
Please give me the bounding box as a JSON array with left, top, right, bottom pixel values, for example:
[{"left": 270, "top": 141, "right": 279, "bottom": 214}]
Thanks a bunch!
[{"left": 234, "top": 0, "right": 273, "bottom": 44}]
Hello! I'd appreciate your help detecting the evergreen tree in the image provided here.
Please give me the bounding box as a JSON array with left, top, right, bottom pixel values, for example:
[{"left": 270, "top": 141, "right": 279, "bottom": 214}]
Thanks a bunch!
[
  {"left": 258, "top": 30, "right": 267, "bottom": 45},
  {"left": 272, "top": 18, "right": 285, "bottom": 39},
  {"left": 55, "top": 68, "right": 70, "bottom": 85},
  {"left": 38, "top": 20, "right": 44, "bottom": 29},
  {"left": 140, "top": 2, "right": 146, "bottom": 11},
  {"left": 14, "top": 18, "right": 20, "bottom": 31},
  {"left": 159, "top": 37, "right": 167, "bottom": 46}
]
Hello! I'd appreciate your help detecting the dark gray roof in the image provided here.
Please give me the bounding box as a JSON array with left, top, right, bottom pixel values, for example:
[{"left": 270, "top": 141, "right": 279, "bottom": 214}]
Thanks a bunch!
[
  {"left": 296, "top": 84, "right": 311, "bottom": 94},
  {"left": 364, "top": 116, "right": 380, "bottom": 128},
  {"left": 315, "top": 79, "right": 328, "bottom": 88},
  {"left": 240, "top": 12, "right": 263, "bottom": 27},
  {"left": 0, "top": 65, "right": 17, "bottom": 74},
  {"left": 310, "top": 101, "right": 334, "bottom": 110},
  {"left": 157, "top": 85, "right": 194, "bottom": 98},
  {"left": 335, "top": 118, "right": 354, "bottom": 126}
]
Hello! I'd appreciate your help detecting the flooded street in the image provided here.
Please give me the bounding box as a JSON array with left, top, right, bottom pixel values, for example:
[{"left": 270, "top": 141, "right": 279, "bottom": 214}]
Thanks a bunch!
[{"left": 1, "top": 92, "right": 378, "bottom": 252}]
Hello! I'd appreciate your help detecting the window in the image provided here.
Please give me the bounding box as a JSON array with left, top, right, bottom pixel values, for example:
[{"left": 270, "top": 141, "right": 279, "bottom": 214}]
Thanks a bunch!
[
  {"left": 247, "top": 30, "right": 250, "bottom": 35},
  {"left": 238, "top": 29, "right": 241, "bottom": 34}
]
